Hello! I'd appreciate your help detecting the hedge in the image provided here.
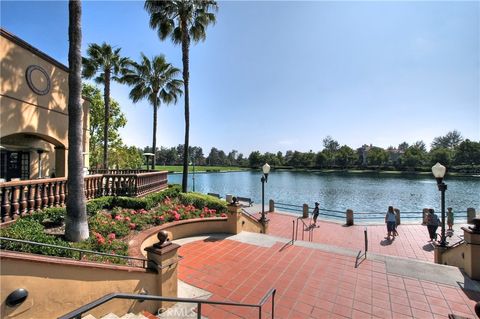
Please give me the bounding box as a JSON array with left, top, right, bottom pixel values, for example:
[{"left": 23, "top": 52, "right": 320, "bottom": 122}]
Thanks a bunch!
[{"left": 178, "top": 192, "right": 227, "bottom": 213}]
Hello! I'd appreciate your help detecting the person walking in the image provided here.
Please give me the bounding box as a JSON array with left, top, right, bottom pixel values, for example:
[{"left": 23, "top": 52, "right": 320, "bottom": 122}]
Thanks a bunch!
[
  {"left": 447, "top": 207, "right": 454, "bottom": 231},
  {"left": 385, "top": 206, "right": 396, "bottom": 240},
  {"left": 312, "top": 202, "right": 320, "bottom": 226},
  {"left": 426, "top": 208, "right": 440, "bottom": 241}
]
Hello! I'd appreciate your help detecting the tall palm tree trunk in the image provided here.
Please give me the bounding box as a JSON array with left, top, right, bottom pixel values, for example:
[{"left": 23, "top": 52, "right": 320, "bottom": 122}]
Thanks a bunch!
[
  {"left": 103, "top": 71, "right": 111, "bottom": 170},
  {"left": 66, "top": 0, "right": 89, "bottom": 242},
  {"left": 181, "top": 22, "right": 190, "bottom": 193},
  {"left": 152, "top": 100, "right": 158, "bottom": 170}
]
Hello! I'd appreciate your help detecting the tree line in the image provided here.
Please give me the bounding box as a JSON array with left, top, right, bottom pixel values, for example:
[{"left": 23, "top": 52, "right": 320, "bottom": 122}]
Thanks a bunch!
[{"left": 138, "top": 131, "right": 479, "bottom": 172}]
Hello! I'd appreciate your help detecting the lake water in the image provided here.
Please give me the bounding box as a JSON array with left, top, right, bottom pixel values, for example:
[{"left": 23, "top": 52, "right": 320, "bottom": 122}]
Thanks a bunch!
[{"left": 168, "top": 171, "right": 479, "bottom": 222}]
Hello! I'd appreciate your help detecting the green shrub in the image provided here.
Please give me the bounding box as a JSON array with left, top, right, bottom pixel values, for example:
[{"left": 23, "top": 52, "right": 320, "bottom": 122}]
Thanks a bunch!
[
  {"left": 26, "top": 207, "right": 66, "bottom": 226},
  {"left": 86, "top": 197, "right": 113, "bottom": 215},
  {"left": 178, "top": 192, "right": 227, "bottom": 213},
  {"left": 111, "top": 197, "right": 148, "bottom": 210},
  {"left": 144, "top": 185, "right": 181, "bottom": 209},
  {"left": 0, "top": 219, "right": 74, "bottom": 257}
]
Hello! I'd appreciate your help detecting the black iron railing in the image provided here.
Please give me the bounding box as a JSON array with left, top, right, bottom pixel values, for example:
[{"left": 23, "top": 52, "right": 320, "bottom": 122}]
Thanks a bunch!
[
  {"left": 0, "top": 237, "right": 148, "bottom": 268},
  {"left": 58, "top": 289, "right": 276, "bottom": 319},
  {"left": 295, "top": 216, "right": 314, "bottom": 241},
  {"left": 274, "top": 202, "right": 469, "bottom": 222}
]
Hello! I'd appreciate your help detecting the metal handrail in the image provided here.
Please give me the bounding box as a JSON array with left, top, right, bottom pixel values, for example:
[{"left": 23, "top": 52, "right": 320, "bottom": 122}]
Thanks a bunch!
[
  {"left": 58, "top": 289, "right": 276, "bottom": 319},
  {"left": 0, "top": 237, "right": 148, "bottom": 268},
  {"left": 295, "top": 216, "right": 313, "bottom": 241}
]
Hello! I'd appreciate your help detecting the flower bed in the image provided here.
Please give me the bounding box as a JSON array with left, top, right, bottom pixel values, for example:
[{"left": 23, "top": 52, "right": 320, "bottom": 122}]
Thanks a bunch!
[{"left": 0, "top": 186, "right": 227, "bottom": 264}]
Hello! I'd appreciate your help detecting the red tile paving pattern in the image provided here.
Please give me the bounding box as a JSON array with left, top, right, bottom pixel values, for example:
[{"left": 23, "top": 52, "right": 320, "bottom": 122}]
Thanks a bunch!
[
  {"left": 266, "top": 212, "right": 448, "bottom": 262},
  {"left": 178, "top": 238, "right": 479, "bottom": 319}
]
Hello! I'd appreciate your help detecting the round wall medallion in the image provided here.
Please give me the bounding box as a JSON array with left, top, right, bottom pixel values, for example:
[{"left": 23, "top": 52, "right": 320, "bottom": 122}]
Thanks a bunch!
[{"left": 25, "top": 65, "right": 51, "bottom": 95}]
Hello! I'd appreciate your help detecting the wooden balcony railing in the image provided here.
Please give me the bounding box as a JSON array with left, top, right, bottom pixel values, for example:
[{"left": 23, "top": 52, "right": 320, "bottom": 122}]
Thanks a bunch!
[{"left": 0, "top": 171, "right": 168, "bottom": 222}]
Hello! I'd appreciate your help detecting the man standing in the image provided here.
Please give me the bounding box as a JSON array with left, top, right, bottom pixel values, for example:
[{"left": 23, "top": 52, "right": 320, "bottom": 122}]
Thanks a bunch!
[{"left": 312, "top": 202, "right": 320, "bottom": 226}]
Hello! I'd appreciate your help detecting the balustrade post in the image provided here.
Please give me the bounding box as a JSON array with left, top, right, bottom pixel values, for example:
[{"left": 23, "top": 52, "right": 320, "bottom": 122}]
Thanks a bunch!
[
  {"left": 59, "top": 181, "right": 66, "bottom": 206},
  {"left": 54, "top": 181, "right": 60, "bottom": 206},
  {"left": 19, "top": 185, "right": 27, "bottom": 216},
  {"left": 11, "top": 186, "right": 20, "bottom": 219},
  {"left": 28, "top": 185, "right": 35, "bottom": 213},
  {"left": 35, "top": 184, "right": 42, "bottom": 211},
  {"left": 42, "top": 183, "right": 49, "bottom": 208},
  {"left": 2, "top": 187, "right": 11, "bottom": 222},
  {"left": 48, "top": 182, "right": 55, "bottom": 207}
]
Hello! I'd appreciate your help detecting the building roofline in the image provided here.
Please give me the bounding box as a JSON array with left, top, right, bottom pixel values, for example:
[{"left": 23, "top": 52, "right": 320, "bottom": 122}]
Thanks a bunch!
[{"left": 1, "top": 28, "right": 69, "bottom": 73}]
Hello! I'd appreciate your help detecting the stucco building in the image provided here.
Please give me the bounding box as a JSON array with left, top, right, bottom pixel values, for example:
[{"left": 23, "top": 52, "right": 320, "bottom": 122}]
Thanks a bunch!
[{"left": 0, "top": 28, "right": 90, "bottom": 181}]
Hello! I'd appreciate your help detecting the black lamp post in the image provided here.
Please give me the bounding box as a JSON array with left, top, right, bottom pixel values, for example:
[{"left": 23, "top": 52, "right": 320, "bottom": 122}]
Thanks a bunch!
[
  {"left": 190, "top": 150, "right": 196, "bottom": 192},
  {"left": 143, "top": 153, "right": 154, "bottom": 171},
  {"left": 260, "top": 163, "right": 271, "bottom": 224},
  {"left": 432, "top": 162, "right": 448, "bottom": 247}
]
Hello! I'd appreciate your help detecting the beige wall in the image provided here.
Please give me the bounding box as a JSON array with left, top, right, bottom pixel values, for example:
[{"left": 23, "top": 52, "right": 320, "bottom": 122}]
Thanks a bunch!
[
  {"left": 0, "top": 30, "right": 90, "bottom": 178},
  {"left": 0, "top": 252, "right": 160, "bottom": 319}
]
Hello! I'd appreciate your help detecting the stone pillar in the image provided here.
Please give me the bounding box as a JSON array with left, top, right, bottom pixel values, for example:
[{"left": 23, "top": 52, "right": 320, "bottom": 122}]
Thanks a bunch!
[
  {"left": 467, "top": 208, "right": 476, "bottom": 224},
  {"left": 462, "top": 220, "right": 480, "bottom": 280},
  {"left": 394, "top": 208, "right": 401, "bottom": 226},
  {"left": 269, "top": 199, "right": 274, "bottom": 212},
  {"left": 54, "top": 147, "right": 67, "bottom": 177},
  {"left": 434, "top": 245, "right": 448, "bottom": 265},
  {"left": 227, "top": 203, "right": 242, "bottom": 234},
  {"left": 422, "top": 208, "right": 429, "bottom": 225},
  {"left": 303, "top": 204, "right": 309, "bottom": 218},
  {"left": 346, "top": 209, "right": 354, "bottom": 226},
  {"left": 144, "top": 240, "right": 181, "bottom": 310}
]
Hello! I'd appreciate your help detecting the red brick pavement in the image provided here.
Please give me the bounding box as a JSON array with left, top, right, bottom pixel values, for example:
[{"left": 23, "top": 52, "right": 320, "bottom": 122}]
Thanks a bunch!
[
  {"left": 266, "top": 212, "right": 447, "bottom": 262},
  {"left": 178, "top": 238, "right": 480, "bottom": 319}
]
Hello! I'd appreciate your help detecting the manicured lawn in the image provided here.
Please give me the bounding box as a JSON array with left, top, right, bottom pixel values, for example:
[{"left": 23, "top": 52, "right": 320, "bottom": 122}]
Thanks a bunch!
[{"left": 148, "top": 165, "right": 247, "bottom": 172}]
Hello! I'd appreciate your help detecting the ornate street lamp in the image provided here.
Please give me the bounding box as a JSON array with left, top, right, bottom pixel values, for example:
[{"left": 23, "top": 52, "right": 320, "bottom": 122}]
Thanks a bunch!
[
  {"left": 432, "top": 162, "right": 448, "bottom": 247},
  {"left": 260, "top": 163, "right": 271, "bottom": 224},
  {"left": 143, "top": 153, "right": 154, "bottom": 171}
]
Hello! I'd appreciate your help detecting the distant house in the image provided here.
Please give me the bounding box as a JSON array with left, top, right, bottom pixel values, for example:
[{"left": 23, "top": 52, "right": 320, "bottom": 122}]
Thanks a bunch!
[
  {"left": 0, "top": 29, "right": 90, "bottom": 181},
  {"left": 357, "top": 144, "right": 372, "bottom": 166},
  {"left": 387, "top": 148, "right": 404, "bottom": 165}
]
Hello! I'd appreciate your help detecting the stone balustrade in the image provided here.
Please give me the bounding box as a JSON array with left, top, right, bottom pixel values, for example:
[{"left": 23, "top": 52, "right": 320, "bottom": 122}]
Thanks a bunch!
[{"left": 0, "top": 171, "right": 168, "bottom": 222}]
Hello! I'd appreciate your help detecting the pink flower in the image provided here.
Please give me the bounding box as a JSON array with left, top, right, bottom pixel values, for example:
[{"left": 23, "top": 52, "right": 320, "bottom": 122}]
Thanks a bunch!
[
  {"left": 111, "top": 221, "right": 116, "bottom": 225},
  {"left": 97, "top": 237, "right": 106, "bottom": 245},
  {"left": 125, "top": 216, "right": 131, "bottom": 222},
  {"left": 129, "top": 223, "right": 137, "bottom": 230},
  {"left": 107, "top": 233, "right": 116, "bottom": 240},
  {"left": 114, "top": 215, "right": 122, "bottom": 221},
  {"left": 159, "top": 215, "right": 165, "bottom": 221},
  {"left": 221, "top": 213, "right": 227, "bottom": 218},
  {"left": 174, "top": 213, "right": 181, "bottom": 221},
  {"left": 200, "top": 214, "right": 204, "bottom": 218}
]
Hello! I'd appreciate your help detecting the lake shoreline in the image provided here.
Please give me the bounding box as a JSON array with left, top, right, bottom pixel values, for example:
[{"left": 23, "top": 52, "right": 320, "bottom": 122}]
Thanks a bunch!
[{"left": 169, "top": 167, "right": 478, "bottom": 178}]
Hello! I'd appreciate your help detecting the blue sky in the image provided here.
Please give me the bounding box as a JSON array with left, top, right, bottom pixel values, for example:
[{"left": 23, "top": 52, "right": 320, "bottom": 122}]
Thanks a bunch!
[{"left": 2, "top": 1, "right": 479, "bottom": 155}]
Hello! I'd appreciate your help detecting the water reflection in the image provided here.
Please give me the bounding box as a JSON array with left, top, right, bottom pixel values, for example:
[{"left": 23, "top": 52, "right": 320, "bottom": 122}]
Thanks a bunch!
[{"left": 168, "top": 171, "right": 479, "bottom": 215}]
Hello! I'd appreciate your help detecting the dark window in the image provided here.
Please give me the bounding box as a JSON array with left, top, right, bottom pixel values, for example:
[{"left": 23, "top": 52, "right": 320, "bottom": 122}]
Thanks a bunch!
[{"left": 21, "top": 152, "right": 30, "bottom": 180}]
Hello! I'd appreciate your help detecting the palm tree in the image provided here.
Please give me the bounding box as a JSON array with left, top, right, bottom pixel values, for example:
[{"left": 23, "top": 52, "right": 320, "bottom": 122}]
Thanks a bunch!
[
  {"left": 122, "top": 53, "right": 183, "bottom": 170},
  {"left": 65, "top": 0, "right": 89, "bottom": 242},
  {"left": 82, "top": 43, "right": 130, "bottom": 169},
  {"left": 145, "top": 0, "right": 218, "bottom": 192}
]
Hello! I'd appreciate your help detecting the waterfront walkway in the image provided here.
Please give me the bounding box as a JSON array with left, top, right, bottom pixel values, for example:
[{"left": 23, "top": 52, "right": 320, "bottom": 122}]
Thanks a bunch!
[
  {"left": 176, "top": 233, "right": 480, "bottom": 319},
  {"left": 246, "top": 207, "right": 468, "bottom": 263},
  {"left": 171, "top": 207, "right": 480, "bottom": 318}
]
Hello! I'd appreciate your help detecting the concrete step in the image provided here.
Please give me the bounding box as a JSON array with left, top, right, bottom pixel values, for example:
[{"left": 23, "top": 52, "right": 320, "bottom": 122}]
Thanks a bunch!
[{"left": 101, "top": 313, "right": 120, "bottom": 319}]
